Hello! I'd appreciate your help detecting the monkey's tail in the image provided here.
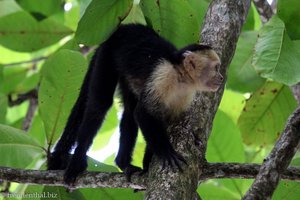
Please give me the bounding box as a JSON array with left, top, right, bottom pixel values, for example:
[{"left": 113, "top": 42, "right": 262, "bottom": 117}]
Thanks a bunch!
[
  {"left": 48, "top": 45, "right": 118, "bottom": 170},
  {"left": 47, "top": 55, "right": 95, "bottom": 169}
]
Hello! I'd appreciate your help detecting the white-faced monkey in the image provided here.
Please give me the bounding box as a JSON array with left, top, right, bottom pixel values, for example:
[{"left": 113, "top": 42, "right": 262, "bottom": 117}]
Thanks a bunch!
[{"left": 47, "top": 24, "right": 222, "bottom": 184}]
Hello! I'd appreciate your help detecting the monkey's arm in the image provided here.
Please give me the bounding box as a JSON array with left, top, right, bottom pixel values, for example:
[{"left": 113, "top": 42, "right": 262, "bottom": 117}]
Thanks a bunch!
[{"left": 135, "top": 101, "right": 186, "bottom": 171}]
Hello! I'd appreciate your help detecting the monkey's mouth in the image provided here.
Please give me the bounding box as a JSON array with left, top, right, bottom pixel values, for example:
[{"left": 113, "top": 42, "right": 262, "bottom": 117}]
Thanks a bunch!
[
  {"left": 208, "top": 80, "right": 222, "bottom": 87},
  {"left": 206, "top": 80, "right": 222, "bottom": 91}
]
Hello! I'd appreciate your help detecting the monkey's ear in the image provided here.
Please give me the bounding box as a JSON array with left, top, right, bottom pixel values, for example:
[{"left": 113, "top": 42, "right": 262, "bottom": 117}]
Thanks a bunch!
[{"left": 183, "top": 51, "right": 196, "bottom": 70}]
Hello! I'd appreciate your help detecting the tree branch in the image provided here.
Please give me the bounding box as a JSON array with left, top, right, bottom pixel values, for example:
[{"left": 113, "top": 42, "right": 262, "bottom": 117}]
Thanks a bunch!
[
  {"left": 0, "top": 163, "right": 299, "bottom": 190},
  {"left": 202, "top": 163, "right": 300, "bottom": 181},
  {"left": 243, "top": 107, "right": 300, "bottom": 199},
  {"left": 252, "top": 0, "right": 273, "bottom": 23},
  {"left": 144, "top": 0, "right": 251, "bottom": 199},
  {"left": 22, "top": 97, "right": 38, "bottom": 131},
  {"left": 8, "top": 89, "right": 38, "bottom": 107}
]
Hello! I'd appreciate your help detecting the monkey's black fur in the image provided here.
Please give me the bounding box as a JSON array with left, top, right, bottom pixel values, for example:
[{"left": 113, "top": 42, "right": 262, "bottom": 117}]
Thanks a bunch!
[{"left": 48, "top": 24, "right": 213, "bottom": 184}]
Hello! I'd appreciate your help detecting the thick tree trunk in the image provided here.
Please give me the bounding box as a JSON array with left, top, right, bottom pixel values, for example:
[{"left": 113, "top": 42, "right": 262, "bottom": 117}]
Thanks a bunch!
[{"left": 144, "top": 0, "right": 251, "bottom": 199}]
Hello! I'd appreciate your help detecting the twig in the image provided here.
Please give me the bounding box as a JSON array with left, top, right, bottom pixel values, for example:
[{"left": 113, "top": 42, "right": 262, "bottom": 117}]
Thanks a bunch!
[
  {"left": 8, "top": 89, "right": 38, "bottom": 107},
  {"left": 252, "top": 0, "right": 273, "bottom": 23},
  {"left": 22, "top": 97, "right": 38, "bottom": 131},
  {"left": 243, "top": 107, "right": 300, "bottom": 199}
]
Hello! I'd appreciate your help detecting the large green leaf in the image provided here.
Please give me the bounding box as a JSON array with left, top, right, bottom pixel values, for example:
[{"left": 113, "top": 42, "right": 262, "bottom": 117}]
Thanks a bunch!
[
  {"left": 278, "top": 0, "right": 300, "bottom": 40},
  {"left": 16, "top": 0, "right": 62, "bottom": 17},
  {"left": 0, "top": 124, "right": 43, "bottom": 168},
  {"left": 0, "top": 11, "right": 73, "bottom": 52},
  {"left": 238, "top": 81, "right": 297, "bottom": 146},
  {"left": 252, "top": 15, "right": 300, "bottom": 86},
  {"left": 140, "top": 0, "right": 199, "bottom": 48},
  {"left": 219, "top": 89, "right": 246, "bottom": 123},
  {"left": 273, "top": 181, "right": 300, "bottom": 200},
  {"left": 187, "top": 0, "right": 209, "bottom": 30},
  {"left": 75, "top": 0, "right": 133, "bottom": 45},
  {"left": 207, "top": 110, "right": 245, "bottom": 198},
  {"left": 39, "top": 50, "right": 87, "bottom": 146},
  {"left": 207, "top": 110, "right": 245, "bottom": 162},
  {"left": 227, "top": 31, "right": 265, "bottom": 93}
]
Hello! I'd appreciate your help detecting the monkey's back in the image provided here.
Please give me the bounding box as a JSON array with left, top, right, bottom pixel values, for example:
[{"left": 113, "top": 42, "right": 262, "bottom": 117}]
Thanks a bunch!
[{"left": 103, "top": 24, "right": 178, "bottom": 79}]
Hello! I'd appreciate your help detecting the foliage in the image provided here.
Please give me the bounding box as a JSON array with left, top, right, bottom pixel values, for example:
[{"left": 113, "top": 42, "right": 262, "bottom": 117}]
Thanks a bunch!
[{"left": 0, "top": 0, "right": 299, "bottom": 199}]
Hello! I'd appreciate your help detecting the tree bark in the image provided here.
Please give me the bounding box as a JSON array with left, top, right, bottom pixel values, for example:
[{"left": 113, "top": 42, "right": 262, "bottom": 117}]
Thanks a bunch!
[
  {"left": 144, "top": 0, "right": 251, "bottom": 199},
  {"left": 243, "top": 107, "right": 300, "bottom": 199}
]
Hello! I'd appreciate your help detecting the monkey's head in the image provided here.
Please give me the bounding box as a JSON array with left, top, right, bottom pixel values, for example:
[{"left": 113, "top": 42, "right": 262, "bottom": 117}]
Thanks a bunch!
[{"left": 178, "top": 45, "right": 223, "bottom": 92}]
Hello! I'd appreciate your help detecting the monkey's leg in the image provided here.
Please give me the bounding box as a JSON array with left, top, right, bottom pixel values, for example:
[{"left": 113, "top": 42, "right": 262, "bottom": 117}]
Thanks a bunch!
[
  {"left": 116, "top": 110, "right": 142, "bottom": 181},
  {"left": 135, "top": 102, "right": 186, "bottom": 172},
  {"left": 64, "top": 58, "right": 118, "bottom": 184},
  {"left": 48, "top": 64, "right": 93, "bottom": 170},
  {"left": 115, "top": 81, "right": 141, "bottom": 181},
  {"left": 142, "top": 145, "right": 153, "bottom": 174}
]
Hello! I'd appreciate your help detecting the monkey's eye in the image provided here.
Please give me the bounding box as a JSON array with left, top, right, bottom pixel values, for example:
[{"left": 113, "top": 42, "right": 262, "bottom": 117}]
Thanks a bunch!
[{"left": 215, "top": 63, "right": 220, "bottom": 71}]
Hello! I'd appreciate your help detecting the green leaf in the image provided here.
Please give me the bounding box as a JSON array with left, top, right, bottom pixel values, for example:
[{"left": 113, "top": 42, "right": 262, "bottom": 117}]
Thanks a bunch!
[
  {"left": 238, "top": 81, "right": 297, "bottom": 146},
  {"left": 140, "top": 0, "right": 199, "bottom": 48},
  {"left": 278, "top": 0, "right": 300, "bottom": 40},
  {"left": 0, "top": 124, "right": 43, "bottom": 168},
  {"left": 252, "top": 15, "right": 300, "bottom": 86},
  {"left": 28, "top": 114, "right": 47, "bottom": 147},
  {"left": 218, "top": 89, "right": 246, "bottom": 123},
  {"left": 0, "top": 45, "right": 31, "bottom": 64},
  {"left": 64, "top": 2, "right": 80, "bottom": 31},
  {"left": 92, "top": 103, "right": 118, "bottom": 150},
  {"left": 227, "top": 31, "right": 265, "bottom": 93},
  {"left": 197, "top": 181, "right": 240, "bottom": 200},
  {"left": 0, "top": 11, "right": 73, "bottom": 52},
  {"left": 242, "top": 3, "right": 255, "bottom": 31},
  {"left": 207, "top": 110, "right": 245, "bottom": 162},
  {"left": 23, "top": 185, "right": 86, "bottom": 200},
  {"left": 187, "top": 0, "right": 209, "bottom": 30},
  {"left": 290, "top": 157, "right": 300, "bottom": 166},
  {"left": 0, "top": 65, "right": 28, "bottom": 94},
  {"left": 75, "top": 0, "right": 133, "bottom": 45},
  {"left": 16, "top": 0, "right": 62, "bottom": 17},
  {"left": 39, "top": 50, "right": 87, "bottom": 146},
  {"left": 81, "top": 188, "right": 144, "bottom": 200},
  {"left": 0, "top": 93, "right": 8, "bottom": 123},
  {"left": 0, "top": 64, "right": 3, "bottom": 82},
  {"left": 122, "top": 4, "right": 146, "bottom": 24},
  {"left": 0, "top": 0, "right": 22, "bottom": 18},
  {"left": 273, "top": 181, "right": 300, "bottom": 200}
]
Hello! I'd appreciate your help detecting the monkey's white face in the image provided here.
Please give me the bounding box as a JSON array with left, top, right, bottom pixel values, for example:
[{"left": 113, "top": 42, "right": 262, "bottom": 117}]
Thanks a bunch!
[{"left": 182, "top": 50, "right": 223, "bottom": 92}]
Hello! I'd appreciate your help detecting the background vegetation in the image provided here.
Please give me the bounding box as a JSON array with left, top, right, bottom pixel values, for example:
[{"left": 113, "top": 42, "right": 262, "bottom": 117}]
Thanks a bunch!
[{"left": 0, "top": 0, "right": 299, "bottom": 199}]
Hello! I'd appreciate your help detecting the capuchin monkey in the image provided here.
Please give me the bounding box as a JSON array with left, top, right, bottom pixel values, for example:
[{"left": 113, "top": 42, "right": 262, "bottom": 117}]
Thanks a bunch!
[{"left": 47, "top": 24, "right": 222, "bottom": 184}]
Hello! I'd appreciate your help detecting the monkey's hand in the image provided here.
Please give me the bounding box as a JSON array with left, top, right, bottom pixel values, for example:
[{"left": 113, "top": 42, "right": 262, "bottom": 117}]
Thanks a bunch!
[
  {"left": 47, "top": 151, "right": 70, "bottom": 170},
  {"left": 64, "top": 154, "right": 88, "bottom": 185},
  {"left": 158, "top": 147, "right": 187, "bottom": 172},
  {"left": 123, "top": 165, "right": 142, "bottom": 182}
]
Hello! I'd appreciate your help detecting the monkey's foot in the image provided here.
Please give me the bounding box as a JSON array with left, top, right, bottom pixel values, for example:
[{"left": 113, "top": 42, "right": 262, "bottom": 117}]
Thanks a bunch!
[
  {"left": 47, "top": 152, "right": 71, "bottom": 170},
  {"left": 64, "top": 156, "right": 87, "bottom": 185},
  {"left": 159, "top": 149, "right": 187, "bottom": 172},
  {"left": 124, "top": 165, "right": 142, "bottom": 182}
]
